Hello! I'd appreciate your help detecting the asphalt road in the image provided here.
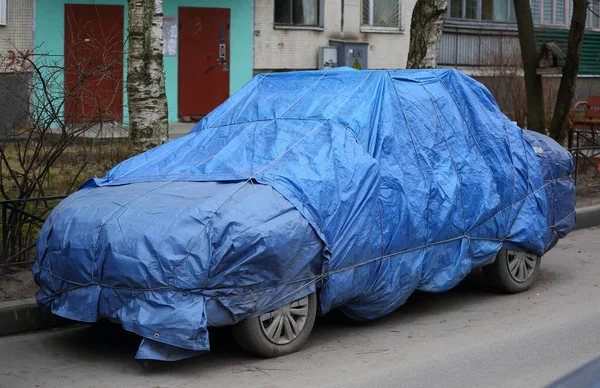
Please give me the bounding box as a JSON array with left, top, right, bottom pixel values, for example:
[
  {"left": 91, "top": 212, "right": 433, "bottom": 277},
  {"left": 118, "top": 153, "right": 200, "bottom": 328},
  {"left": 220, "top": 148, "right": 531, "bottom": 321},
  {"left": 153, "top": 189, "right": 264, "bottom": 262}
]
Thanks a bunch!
[{"left": 0, "top": 227, "right": 599, "bottom": 388}]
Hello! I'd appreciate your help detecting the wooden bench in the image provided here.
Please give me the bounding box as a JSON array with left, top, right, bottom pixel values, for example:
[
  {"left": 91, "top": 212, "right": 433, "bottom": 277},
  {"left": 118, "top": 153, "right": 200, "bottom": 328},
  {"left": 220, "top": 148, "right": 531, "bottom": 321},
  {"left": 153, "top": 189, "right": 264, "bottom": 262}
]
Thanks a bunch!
[
  {"left": 569, "top": 96, "right": 600, "bottom": 170},
  {"left": 571, "top": 96, "right": 600, "bottom": 128}
]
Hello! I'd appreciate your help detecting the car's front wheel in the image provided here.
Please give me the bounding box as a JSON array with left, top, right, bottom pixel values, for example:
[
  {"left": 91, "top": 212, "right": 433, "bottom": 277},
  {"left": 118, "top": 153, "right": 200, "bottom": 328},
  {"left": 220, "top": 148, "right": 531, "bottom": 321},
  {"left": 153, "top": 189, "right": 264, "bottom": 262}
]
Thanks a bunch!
[
  {"left": 483, "top": 249, "right": 541, "bottom": 293},
  {"left": 233, "top": 292, "right": 317, "bottom": 358}
]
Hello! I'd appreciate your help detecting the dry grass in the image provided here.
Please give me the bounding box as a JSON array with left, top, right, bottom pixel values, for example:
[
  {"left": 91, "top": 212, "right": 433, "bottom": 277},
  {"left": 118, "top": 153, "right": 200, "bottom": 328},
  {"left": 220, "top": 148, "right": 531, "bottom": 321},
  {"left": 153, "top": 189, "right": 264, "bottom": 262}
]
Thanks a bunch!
[
  {"left": 576, "top": 165, "right": 600, "bottom": 207},
  {"left": 1, "top": 138, "right": 136, "bottom": 199},
  {"left": 0, "top": 138, "right": 136, "bottom": 269}
]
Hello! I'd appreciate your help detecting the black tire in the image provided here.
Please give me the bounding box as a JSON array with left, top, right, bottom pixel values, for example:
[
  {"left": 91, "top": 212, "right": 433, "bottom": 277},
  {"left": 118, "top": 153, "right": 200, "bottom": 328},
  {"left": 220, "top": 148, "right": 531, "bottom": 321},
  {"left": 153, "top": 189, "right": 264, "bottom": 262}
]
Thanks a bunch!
[
  {"left": 233, "top": 292, "right": 317, "bottom": 358},
  {"left": 483, "top": 249, "right": 541, "bottom": 293}
]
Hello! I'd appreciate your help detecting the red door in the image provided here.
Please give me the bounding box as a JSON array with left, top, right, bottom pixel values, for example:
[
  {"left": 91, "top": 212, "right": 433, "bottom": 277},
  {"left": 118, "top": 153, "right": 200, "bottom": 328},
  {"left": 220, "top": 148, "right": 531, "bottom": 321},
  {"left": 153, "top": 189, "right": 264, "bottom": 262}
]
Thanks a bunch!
[
  {"left": 64, "top": 4, "right": 124, "bottom": 123},
  {"left": 178, "top": 7, "right": 230, "bottom": 120}
]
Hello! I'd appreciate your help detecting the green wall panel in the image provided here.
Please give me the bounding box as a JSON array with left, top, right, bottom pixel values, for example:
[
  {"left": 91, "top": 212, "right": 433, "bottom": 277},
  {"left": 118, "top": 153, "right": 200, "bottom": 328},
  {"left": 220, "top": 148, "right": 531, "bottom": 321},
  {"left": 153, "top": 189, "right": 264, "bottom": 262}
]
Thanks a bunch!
[{"left": 535, "top": 28, "right": 600, "bottom": 76}]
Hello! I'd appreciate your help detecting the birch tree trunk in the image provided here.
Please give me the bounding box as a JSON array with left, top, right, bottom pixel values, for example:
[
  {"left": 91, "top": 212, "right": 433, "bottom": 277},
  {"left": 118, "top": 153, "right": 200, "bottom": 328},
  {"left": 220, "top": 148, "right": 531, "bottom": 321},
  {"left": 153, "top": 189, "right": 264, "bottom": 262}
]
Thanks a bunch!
[
  {"left": 406, "top": 0, "right": 447, "bottom": 69},
  {"left": 127, "top": 0, "right": 168, "bottom": 151}
]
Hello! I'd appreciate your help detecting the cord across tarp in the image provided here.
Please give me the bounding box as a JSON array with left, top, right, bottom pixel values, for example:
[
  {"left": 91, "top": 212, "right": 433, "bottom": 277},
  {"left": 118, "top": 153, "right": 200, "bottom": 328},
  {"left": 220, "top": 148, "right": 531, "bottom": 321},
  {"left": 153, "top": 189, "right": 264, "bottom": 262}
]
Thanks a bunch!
[{"left": 34, "top": 68, "right": 575, "bottom": 361}]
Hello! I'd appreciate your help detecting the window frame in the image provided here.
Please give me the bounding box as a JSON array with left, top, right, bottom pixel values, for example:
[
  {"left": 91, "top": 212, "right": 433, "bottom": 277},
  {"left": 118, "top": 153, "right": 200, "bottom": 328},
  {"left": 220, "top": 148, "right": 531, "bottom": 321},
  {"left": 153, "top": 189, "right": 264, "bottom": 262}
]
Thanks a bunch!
[
  {"left": 0, "top": 0, "right": 7, "bottom": 26},
  {"left": 448, "top": 0, "right": 515, "bottom": 23},
  {"left": 534, "top": 0, "right": 600, "bottom": 29},
  {"left": 447, "top": 0, "right": 600, "bottom": 30},
  {"left": 586, "top": 6, "right": 600, "bottom": 29},
  {"left": 535, "top": 0, "right": 569, "bottom": 27},
  {"left": 360, "top": 0, "right": 406, "bottom": 33},
  {"left": 273, "top": 0, "right": 325, "bottom": 30}
]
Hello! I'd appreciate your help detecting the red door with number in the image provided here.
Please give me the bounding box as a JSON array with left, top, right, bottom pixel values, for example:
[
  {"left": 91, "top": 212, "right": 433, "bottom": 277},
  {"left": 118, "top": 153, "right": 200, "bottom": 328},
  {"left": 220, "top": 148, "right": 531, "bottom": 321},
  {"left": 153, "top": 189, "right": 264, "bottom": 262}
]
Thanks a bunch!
[
  {"left": 64, "top": 4, "right": 124, "bottom": 123},
  {"left": 178, "top": 7, "right": 230, "bottom": 120}
]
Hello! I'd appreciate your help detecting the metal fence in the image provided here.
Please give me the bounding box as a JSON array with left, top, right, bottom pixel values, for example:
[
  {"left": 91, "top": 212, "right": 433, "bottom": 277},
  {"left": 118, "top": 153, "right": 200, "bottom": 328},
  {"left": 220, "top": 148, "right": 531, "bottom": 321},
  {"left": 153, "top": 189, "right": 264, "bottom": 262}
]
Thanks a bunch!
[
  {"left": 568, "top": 128, "right": 600, "bottom": 189},
  {"left": 0, "top": 195, "right": 67, "bottom": 267}
]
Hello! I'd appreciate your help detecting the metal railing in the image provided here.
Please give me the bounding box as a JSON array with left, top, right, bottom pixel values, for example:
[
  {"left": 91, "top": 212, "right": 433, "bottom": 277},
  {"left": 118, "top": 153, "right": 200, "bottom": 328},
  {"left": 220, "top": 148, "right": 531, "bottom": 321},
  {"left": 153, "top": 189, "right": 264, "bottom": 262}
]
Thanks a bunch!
[
  {"left": 568, "top": 128, "right": 600, "bottom": 189},
  {"left": 0, "top": 195, "right": 67, "bottom": 267}
]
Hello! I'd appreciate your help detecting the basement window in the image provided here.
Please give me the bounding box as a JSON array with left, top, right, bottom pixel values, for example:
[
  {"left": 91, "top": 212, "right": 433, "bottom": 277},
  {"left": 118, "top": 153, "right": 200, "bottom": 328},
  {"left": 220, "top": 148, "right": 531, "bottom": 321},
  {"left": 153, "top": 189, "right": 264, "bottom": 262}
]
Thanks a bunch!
[{"left": 0, "top": 0, "right": 7, "bottom": 26}]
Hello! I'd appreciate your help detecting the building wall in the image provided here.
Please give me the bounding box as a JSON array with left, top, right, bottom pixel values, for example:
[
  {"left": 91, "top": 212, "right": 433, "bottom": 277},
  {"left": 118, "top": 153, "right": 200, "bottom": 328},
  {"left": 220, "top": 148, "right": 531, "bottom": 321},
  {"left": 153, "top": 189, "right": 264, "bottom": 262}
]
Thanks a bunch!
[
  {"left": 535, "top": 28, "right": 600, "bottom": 76},
  {"left": 0, "top": 0, "right": 34, "bottom": 134},
  {"left": 253, "top": 0, "right": 417, "bottom": 72},
  {"left": 438, "top": 22, "right": 520, "bottom": 68},
  {"left": 439, "top": 22, "right": 600, "bottom": 76},
  {"left": 438, "top": 19, "right": 600, "bottom": 126},
  {"left": 35, "top": 0, "right": 254, "bottom": 123}
]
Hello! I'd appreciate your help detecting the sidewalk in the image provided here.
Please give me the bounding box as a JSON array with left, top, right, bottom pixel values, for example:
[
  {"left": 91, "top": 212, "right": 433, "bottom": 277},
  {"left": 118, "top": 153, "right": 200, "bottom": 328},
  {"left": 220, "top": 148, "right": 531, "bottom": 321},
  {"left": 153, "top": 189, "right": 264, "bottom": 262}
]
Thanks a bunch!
[
  {"left": 45, "top": 122, "right": 196, "bottom": 141},
  {"left": 168, "top": 122, "right": 196, "bottom": 140}
]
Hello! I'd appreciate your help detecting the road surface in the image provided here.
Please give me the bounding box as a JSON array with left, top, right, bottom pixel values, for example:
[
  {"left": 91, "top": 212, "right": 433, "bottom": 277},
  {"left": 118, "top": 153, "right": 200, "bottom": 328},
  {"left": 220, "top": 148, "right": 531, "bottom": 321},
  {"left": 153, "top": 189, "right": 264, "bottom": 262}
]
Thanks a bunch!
[{"left": 0, "top": 227, "right": 599, "bottom": 388}]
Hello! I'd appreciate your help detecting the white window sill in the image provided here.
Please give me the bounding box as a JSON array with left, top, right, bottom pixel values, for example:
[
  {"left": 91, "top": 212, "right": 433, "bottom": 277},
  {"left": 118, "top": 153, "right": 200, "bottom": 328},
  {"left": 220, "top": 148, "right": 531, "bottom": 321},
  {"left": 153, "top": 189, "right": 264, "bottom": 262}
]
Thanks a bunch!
[
  {"left": 273, "top": 25, "right": 324, "bottom": 32},
  {"left": 360, "top": 26, "right": 404, "bottom": 34}
]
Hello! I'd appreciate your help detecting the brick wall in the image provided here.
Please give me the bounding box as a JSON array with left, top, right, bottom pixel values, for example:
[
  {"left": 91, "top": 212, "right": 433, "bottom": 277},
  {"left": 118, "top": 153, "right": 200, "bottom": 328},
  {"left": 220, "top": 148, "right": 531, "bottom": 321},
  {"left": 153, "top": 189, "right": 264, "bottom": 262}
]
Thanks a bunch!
[
  {"left": 0, "top": 0, "right": 34, "bottom": 73},
  {"left": 253, "top": 0, "right": 417, "bottom": 72}
]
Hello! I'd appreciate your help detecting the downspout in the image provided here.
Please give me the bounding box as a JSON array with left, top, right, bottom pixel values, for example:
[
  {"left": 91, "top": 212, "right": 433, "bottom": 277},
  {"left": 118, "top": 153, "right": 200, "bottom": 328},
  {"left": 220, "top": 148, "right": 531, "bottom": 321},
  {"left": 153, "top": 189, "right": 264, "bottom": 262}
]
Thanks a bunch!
[
  {"left": 252, "top": 0, "right": 255, "bottom": 76},
  {"left": 340, "top": 0, "right": 345, "bottom": 40},
  {"left": 31, "top": 0, "right": 36, "bottom": 123}
]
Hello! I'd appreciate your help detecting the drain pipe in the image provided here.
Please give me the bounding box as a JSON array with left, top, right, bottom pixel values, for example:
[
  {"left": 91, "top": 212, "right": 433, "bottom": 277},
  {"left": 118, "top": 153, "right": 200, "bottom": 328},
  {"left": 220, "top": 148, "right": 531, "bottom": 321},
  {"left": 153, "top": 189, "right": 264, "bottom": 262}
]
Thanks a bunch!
[{"left": 340, "top": 0, "right": 345, "bottom": 40}]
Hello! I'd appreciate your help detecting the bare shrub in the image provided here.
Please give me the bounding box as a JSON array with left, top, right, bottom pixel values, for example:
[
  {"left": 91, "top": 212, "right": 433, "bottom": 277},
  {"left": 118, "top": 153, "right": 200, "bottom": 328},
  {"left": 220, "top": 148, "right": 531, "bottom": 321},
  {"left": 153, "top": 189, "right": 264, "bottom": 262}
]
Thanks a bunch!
[
  {"left": 0, "top": 32, "right": 131, "bottom": 265},
  {"left": 473, "top": 49, "right": 528, "bottom": 128}
]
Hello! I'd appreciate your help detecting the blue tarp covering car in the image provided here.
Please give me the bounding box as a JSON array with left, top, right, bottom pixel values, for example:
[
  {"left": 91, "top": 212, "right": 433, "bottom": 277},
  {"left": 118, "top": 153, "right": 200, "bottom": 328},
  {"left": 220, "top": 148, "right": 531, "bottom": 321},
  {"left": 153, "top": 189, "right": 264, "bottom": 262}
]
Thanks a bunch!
[{"left": 33, "top": 68, "right": 576, "bottom": 361}]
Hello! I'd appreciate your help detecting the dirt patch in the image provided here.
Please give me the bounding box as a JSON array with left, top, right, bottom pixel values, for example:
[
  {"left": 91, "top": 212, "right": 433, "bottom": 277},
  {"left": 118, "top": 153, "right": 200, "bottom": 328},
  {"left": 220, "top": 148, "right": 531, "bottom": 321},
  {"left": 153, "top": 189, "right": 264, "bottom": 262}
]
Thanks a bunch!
[
  {"left": 575, "top": 167, "right": 600, "bottom": 207},
  {"left": 577, "top": 193, "right": 600, "bottom": 207},
  {"left": 0, "top": 267, "right": 38, "bottom": 302},
  {"left": 576, "top": 182, "right": 600, "bottom": 207}
]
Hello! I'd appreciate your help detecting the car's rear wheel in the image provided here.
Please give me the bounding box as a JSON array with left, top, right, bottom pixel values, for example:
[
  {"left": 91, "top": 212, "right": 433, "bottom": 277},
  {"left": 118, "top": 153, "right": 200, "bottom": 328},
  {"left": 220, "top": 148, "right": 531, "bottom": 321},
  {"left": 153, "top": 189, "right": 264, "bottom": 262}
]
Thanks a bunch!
[
  {"left": 483, "top": 249, "right": 541, "bottom": 293},
  {"left": 233, "top": 292, "right": 317, "bottom": 358}
]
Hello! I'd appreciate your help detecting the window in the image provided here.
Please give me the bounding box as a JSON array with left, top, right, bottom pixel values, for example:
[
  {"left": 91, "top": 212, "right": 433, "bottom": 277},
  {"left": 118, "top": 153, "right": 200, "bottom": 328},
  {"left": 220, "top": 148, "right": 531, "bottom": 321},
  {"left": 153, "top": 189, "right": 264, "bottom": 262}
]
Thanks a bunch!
[
  {"left": 532, "top": 0, "right": 541, "bottom": 23},
  {"left": 555, "top": 0, "right": 566, "bottom": 24},
  {"left": 362, "top": 0, "right": 404, "bottom": 31},
  {"left": 586, "top": 6, "right": 600, "bottom": 29},
  {"left": 543, "top": 0, "right": 553, "bottom": 24},
  {"left": 535, "top": 0, "right": 569, "bottom": 25},
  {"left": 530, "top": 0, "right": 597, "bottom": 27},
  {"left": 451, "top": 0, "right": 463, "bottom": 18},
  {"left": 448, "top": 0, "right": 516, "bottom": 22},
  {"left": 0, "top": 0, "right": 7, "bottom": 26},
  {"left": 274, "top": 0, "right": 321, "bottom": 27},
  {"left": 482, "top": 0, "right": 494, "bottom": 20},
  {"left": 448, "top": 0, "right": 597, "bottom": 28}
]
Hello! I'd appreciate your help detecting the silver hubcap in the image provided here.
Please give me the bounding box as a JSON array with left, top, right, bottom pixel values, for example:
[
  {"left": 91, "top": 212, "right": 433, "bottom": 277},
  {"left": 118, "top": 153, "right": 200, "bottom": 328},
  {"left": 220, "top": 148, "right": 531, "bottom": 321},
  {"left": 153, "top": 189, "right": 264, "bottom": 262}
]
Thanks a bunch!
[
  {"left": 506, "top": 251, "right": 538, "bottom": 283},
  {"left": 259, "top": 296, "right": 309, "bottom": 345}
]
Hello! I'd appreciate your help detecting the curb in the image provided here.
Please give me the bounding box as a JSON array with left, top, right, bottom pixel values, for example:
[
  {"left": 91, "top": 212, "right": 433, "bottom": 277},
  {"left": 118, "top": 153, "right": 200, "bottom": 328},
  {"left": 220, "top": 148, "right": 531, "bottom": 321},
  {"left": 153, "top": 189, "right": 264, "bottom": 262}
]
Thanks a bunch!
[
  {"left": 574, "top": 204, "right": 600, "bottom": 231},
  {"left": 0, "top": 205, "right": 599, "bottom": 338},
  {"left": 0, "top": 298, "right": 71, "bottom": 336}
]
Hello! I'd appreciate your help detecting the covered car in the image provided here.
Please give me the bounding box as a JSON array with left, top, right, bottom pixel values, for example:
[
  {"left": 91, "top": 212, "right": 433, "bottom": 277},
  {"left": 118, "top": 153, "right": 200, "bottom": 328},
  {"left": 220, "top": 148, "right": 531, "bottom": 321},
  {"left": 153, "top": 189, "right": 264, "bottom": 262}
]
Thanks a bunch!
[{"left": 33, "top": 68, "right": 576, "bottom": 362}]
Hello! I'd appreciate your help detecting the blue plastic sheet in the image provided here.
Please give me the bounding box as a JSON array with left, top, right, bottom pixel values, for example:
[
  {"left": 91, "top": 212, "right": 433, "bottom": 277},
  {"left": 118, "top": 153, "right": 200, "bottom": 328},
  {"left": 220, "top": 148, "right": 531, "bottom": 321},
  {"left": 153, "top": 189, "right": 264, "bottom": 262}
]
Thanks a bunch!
[{"left": 34, "top": 68, "right": 575, "bottom": 360}]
